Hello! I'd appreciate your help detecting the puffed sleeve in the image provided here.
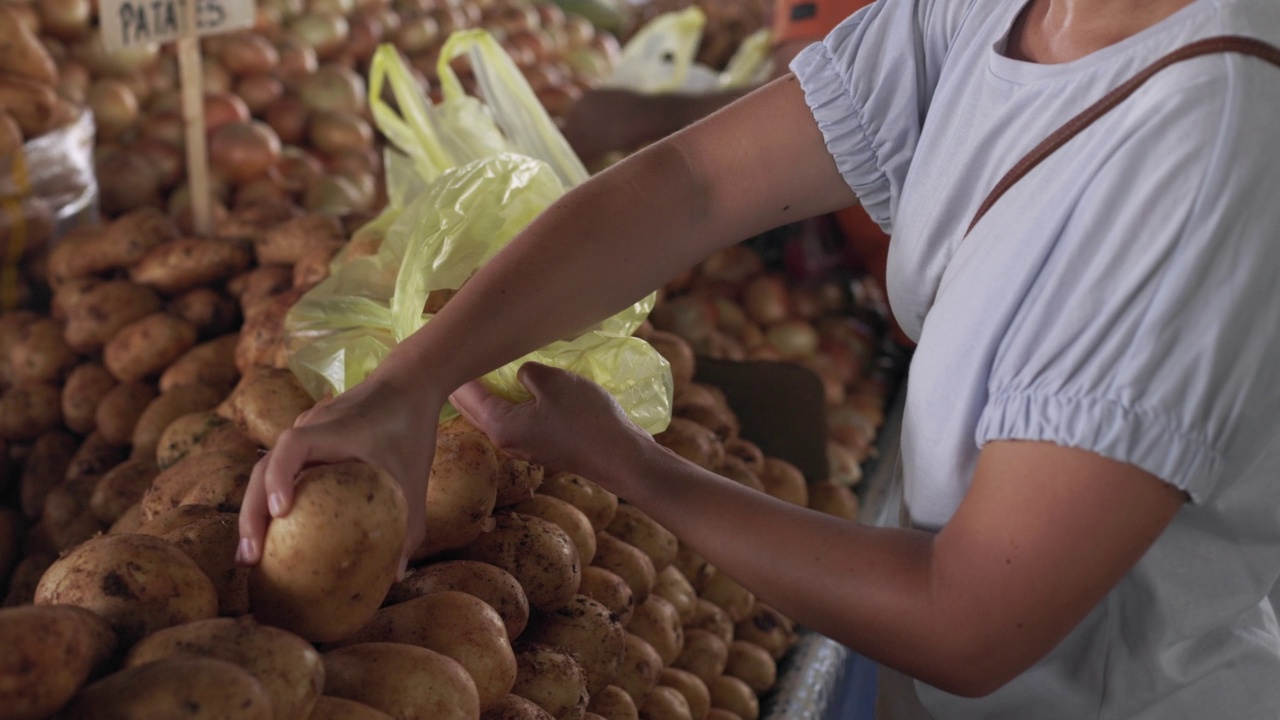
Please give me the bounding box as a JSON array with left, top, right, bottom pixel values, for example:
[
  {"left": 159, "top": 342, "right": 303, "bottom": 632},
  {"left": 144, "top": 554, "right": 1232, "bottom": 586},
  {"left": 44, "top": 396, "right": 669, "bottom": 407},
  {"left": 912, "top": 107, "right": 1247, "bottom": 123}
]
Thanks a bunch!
[
  {"left": 790, "top": 0, "right": 970, "bottom": 233},
  {"left": 976, "top": 60, "right": 1280, "bottom": 502}
]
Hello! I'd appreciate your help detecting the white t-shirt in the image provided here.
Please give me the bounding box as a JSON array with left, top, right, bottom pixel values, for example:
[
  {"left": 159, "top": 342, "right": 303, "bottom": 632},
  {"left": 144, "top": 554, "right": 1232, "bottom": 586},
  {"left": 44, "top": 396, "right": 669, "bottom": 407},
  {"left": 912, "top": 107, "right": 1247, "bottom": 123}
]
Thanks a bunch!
[{"left": 792, "top": 0, "right": 1280, "bottom": 717}]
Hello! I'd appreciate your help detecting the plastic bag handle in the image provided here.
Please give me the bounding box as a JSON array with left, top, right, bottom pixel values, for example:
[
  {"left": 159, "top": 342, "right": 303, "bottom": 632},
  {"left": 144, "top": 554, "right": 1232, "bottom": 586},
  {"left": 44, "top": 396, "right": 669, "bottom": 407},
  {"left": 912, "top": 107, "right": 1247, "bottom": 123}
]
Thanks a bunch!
[{"left": 368, "top": 45, "right": 452, "bottom": 182}]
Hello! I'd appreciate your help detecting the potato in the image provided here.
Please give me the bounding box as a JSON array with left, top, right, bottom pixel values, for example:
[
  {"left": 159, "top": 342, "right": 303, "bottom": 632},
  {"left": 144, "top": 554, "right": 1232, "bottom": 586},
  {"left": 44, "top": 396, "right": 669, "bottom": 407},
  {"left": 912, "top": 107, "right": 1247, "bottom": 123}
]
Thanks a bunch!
[
  {"left": 162, "top": 514, "right": 250, "bottom": 616},
  {"left": 62, "top": 363, "right": 117, "bottom": 434},
  {"left": 516, "top": 496, "right": 596, "bottom": 564},
  {"left": 168, "top": 288, "right": 241, "bottom": 340},
  {"left": 0, "top": 507, "right": 20, "bottom": 582},
  {"left": 141, "top": 449, "right": 256, "bottom": 521},
  {"left": 94, "top": 381, "right": 156, "bottom": 446},
  {"left": 494, "top": 453, "right": 546, "bottom": 507},
  {"left": 587, "top": 686, "right": 638, "bottom": 720},
  {"left": 292, "top": 242, "right": 341, "bottom": 289},
  {"left": 673, "top": 384, "right": 738, "bottom": 441},
  {"left": 0, "top": 74, "right": 63, "bottom": 137},
  {"left": 699, "top": 573, "right": 755, "bottom": 624},
  {"left": 0, "top": 310, "right": 39, "bottom": 385},
  {"left": 154, "top": 411, "right": 252, "bottom": 470},
  {"left": 50, "top": 208, "right": 176, "bottom": 283},
  {"left": 656, "top": 418, "right": 723, "bottom": 471},
  {"left": 136, "top": 504, "right": 222, "bottom": 537},
  {"left": 104, "top": 312, "right": 198, "bottom": 382},
  {"left": 606, "top": 505, "right": 677, "bottom": 572},
  {"left": 226, "top": 264, "right": 293, "bottom": 306},
  {"left": 578, "top": 566, "right": 636, "bottom": 627},
  {"left": 0, "top": 605, "right": 116, "bottom": 720},
  {"left": 51, "top": 277, "right": 105, "bottom": 322},
  {"left": 0, "top": 383, "right": 62, "bottom": 441},
  {"left": 759, "top": 458, "right": 808, "bottom": 507},
  {"left": 160, "top": 334, "right": 240, "bottom": 394},
  {"left": 672, "top": 630, "right": 729, "bottom": 685},
  {"left": 723, "top": 439, "right": 764, "bottom": 477},
  {"left": 130, "top": 384, "right": 223, "bottom": 462},
  {"left": 807, "top": 480, "right": 860, "bottom": 521},
  {"left": 32, "top": 474, "right": 104, "bottom": 551},
  {"left": 323, "top": 642, "right": 478, "bottom": 720},
  {"left": 613, "top": 633, "right": 663, "bottom": 707},
  {"left": 659, "top": 668, "right": 711, "bottom": 720},
  {"left": 673, "top": 545, "right": 716, "bottom": 594},
  {"left": 89, "top": 459, "right": 160, "bottom": 524},
  {"left": 9, "top": 318, "right": 76, "bottom": 385},
  {"left": 716, "top": 456, "right": 764, "bottom": 494},
  {"left": 387, "top": 560, "right": 529, "bottom": 641},
  {"left": 35, "top": 533, "right": 218, "bottom": 645},
  {"left": 306, "top": 696, "right": 394, "bottom": 720},
  {"left": 62, "top": 280, "right": 163, "bottom": 354},
  {"left": 108, "top": 503, "right": 145, "bottom": 535},
  {"left": 512, "top": 643, "right": 589, "bottom": 720},
  {"left": 336, "top": 591, "right": 516, "bottom": 711},
  {"left": 236, "top": 287, "right": 303, "bottom": 371},
  {"left": 708, "top": 676, "right": 758, "bottom": 720},
  {"left": 647, "top": 330, "right": 694, "bottom": 394},
  {"left": 250, "top": 461, "right": 407, "bottom": 643},
  {"left": 629, "top": 594, "right": 684, "bottom": 666},
  {"left": 640, "top": 686, "right": 693, "bottom": 720},
  {"left": 483, "top": 694, "right": 557, "bottom": 720},
  {"left": 0, "top": 6, "right": 57, "bottom": 85},
  {"left": 461, "top": 512, "right": 581, "bottom": 612},
  {"left": 686, "top": 600, "right": 734, "bottom": 645},
  {"left": 54, "top": 656, "right": 273, "bottom": 720},
  {"left": 19, "top": 430, "right": 77, "bottom": 517},
  {"left": 226, "top": 367, "right": 314, "bottom": 448},
  {"left": 3, "top": 553, "right": 54, "bottom": 606},
  {"left": 126, "top": 616, "right": 324, "bottom": 720},
  {"left": 412, "top": 429, "right": 499, "bottom": 561},
  {"left": 725, "top": 641, "right": 777, "bottom": 694},
  {"left": 522, "top": 596, "right": 626, "bottom": 697},
  {"left": 130, "top": 237, "right": 254, "bottom": 295},
  {"left": 66, "top": 431, "right": 128, "bottom": 482},
  {"left": 537, "top": 472, "right": 618, "bottom": 533},
  {"left": 593, "top": 532, "right": 656, "bottom": 605},
  {"left": 217, "top": 201, "right": 304, "bottom": 244},
  {"left": 734, "top": 604, "right": 796, "bottom": 661},
  {"left": 654, "top": 565, "right": 698, "bottom": 624},
  {"left": 254, "top": 214, "right": 344, "bottom": 266}
]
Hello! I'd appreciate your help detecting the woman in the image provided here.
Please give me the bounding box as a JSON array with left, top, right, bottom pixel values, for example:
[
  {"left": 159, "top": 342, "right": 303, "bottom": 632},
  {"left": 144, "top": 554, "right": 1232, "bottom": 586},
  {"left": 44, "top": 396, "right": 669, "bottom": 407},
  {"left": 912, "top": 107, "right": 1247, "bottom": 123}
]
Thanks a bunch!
[{"left": 238, "top": 0, "right": 1280, "bottom": 715}]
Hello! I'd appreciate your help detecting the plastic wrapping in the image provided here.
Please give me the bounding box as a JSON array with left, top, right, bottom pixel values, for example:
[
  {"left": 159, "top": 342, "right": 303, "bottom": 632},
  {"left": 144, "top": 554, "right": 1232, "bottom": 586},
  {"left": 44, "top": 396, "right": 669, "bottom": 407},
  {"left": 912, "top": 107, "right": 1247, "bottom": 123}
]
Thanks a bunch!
[
  {"left": 605, "top": 9, "right": 774, "bottom": 94},
  {"left": 0, "top": 111, "right": 97, "bottom": 309},
  {"left": 286, "top": 35, "right": 673, "bottom": 435}
]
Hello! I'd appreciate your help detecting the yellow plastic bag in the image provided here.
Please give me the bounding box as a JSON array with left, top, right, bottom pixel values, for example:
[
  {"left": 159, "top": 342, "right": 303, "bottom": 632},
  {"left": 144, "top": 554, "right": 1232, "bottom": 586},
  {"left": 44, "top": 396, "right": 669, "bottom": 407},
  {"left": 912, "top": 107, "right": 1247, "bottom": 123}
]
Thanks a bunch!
[
  {"left": 605, "top": 9, "right": 773, "bottom": 94},
  {"left": 285, "top": 34, "right": 673, "bottom": 434}
]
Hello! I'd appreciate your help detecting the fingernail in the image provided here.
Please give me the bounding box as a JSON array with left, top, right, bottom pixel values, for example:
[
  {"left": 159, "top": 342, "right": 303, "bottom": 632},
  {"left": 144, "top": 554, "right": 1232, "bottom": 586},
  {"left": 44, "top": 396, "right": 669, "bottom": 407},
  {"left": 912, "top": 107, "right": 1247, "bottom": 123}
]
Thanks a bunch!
[
  {"left": 268, "top": 493, "right": 284, "bottom": 517},
  {"left": 237, "top": 537, "right": 254, "bottom": 564}
]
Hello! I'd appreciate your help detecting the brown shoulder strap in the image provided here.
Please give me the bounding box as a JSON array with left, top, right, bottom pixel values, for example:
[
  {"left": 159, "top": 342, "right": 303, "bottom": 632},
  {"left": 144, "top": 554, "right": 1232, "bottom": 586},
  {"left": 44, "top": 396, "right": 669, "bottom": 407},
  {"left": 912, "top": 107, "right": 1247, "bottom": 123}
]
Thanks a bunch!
[{"left": 966, "top": 35, "right": 1280, "bottom": 236}]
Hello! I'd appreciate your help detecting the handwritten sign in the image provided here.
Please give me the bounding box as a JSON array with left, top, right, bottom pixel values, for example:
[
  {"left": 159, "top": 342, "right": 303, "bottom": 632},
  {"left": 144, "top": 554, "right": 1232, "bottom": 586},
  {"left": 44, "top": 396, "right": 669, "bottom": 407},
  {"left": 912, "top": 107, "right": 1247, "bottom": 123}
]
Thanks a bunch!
[{"left": 99, "top": 0, "right": 253, "bottom": 51}]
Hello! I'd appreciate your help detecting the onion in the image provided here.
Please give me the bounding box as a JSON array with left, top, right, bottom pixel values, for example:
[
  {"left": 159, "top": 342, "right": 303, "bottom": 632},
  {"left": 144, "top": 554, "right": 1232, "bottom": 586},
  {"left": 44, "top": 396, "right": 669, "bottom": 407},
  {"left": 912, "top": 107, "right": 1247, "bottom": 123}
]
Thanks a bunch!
[
  {"left": 394, "top": 15, "right": 441, "bottom": 54},
  {"left": 235, "top": 74, "right": 285, "bottom": 115},
  {"left": 701, "top": 245, "right": 764, "bottom": 286},
  {"left": 507, "top": 30, "right": 553, "bottom": 64},
  {"left": 747, "top": 344, "right": 782, "bottom": 361},
  {"left": 298, "top": 64, "right": 367, "bottom": 115},
  {"left": 564, "top": 14, "right": 595, "bottom": 49},
  {"left": 522, "top": 62, "right": 565, "bottom": 93},
  {"left": 428, "top": 6, "right": 470, "bottom": 36},
  {"left": 308, "top": 0, "right": 355, "bottom": 14},
  {"left": 534, "top": 3, "right": 566, "bottom": 29},
  {"left": 56, "top": 60, "right": 91, "bottom": 105},
  {"left": 334, "top": 168, "right": 378, "bottom": 210},
  {"left": 219, "top": 33, "right": 280, "bottom": 76},
  {"left": 817, "top": 317, "right": 876, "bottom": 373},
  {"left": 276, "top": 38, "right": 319, "bottom": 86},
  {"left": 457, "top": 2, "right": 482, "bottom": 28},
  {"left": 269, "top": 147, "right": 326, "bottom": 194},
  {"left": 827, "top": 403, "right": 877, "bottom": 457},
  {"left": 650, "top": 294, "right": 718, "bottom": 344},
  {"left": 148, "top": 89, "right": 181, "bottom": 114},
  {"left": 148, "top": 57, "right": 179, "bottom": 96},
  {"left": 345, "top": 9, "right": 388, "bottom": 62},
  {"left": 209, "top": 120, "right": 283, "bottom": 184},
  {"left": 818, "top": 280, "right": 848, "bottom": 312},
  {"left": 791, "top": 287, "right": 826, "bottom": 320},
  {"left": 743, "top": 275, "right": 791, "bottom": 325},
  {"left": 38, "top": 0, "right": 93, "bottom": 41},
  {"left": 565, "top": 47, "right": 611, "bottom": 82},
  {"left": 138, "top": 111, "right": 184, "bottom": 148},
  {"left": 536, "top": 83, "right": 581, "bottom": 119},
  {"left": 88, "top": 79, "right": 140, "bottom": 141},
  {"left": 288, "top": 11, "right": 351, "bottom": 60},
  {"left": 738, "top": 321, "right": 765, "bottom": 348},
  {"left": 304, "top": 175, "right": 367, "bottom": 215},
  {"left": 590, "top": 32, "right": 622, "bottom": 67},
  {"left": 804, "top": 359, "right": 847, "bottom": 406},
  {"left": 131, "top": 139, "right": 184, "bottom": 189},
  {"left": 827, "top": 441, "right": 864, "bottom": 486},
  {"left": 264, "top": 94, "right": 312, "bottom": 145},
  {"left": 202, "top": 61, "right": 233, "bottom": 95},
  {"left": 485, "top": 3, "right": 539, "bottom": 35},
  {"left": 254, "top": 6, "right": 283, "bottom": 39},
  {"left": 325, "top": 147, "right": 380, "bottom": 177},
  {"left": 765, "top": 319, "right": 820, "bottom": 360},
  {"left": 204, "top": 93, "right": 252, "bottom": 133},
  {"left": 8, "top": 5, "right": 38, "bottom": 35},
  {"left": 712, "top": 297, "right": 747, "bottom": 335},
  {"left": 665, "top": 267, "right": 696, "bottom": 294},
  {"left": 97, "top": 149, "right": 163, "bottom": 216},
  {"left": 235, "top": 177, "right": 291, "bottom": 208},
  {"left": 308, "top": 111, "right": 374, "bottom": 155},
  {"left": 75, "top": 36, "right": 160, "bottom": 78}
]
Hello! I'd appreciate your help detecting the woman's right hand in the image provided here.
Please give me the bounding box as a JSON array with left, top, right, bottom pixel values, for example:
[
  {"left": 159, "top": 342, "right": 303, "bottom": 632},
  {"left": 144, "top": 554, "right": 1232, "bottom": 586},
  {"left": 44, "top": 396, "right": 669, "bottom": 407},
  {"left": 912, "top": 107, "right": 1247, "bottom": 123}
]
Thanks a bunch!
[{"left": 235, "top": 370, "right": 442, "bottom": 577}]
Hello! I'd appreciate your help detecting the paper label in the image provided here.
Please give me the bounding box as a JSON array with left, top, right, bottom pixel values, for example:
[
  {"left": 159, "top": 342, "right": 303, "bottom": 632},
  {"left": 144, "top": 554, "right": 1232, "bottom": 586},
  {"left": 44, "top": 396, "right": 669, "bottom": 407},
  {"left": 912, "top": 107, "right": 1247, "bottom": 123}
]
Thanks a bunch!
[{"left": 99, "top": 0, "right": 254, "bottom": 50}]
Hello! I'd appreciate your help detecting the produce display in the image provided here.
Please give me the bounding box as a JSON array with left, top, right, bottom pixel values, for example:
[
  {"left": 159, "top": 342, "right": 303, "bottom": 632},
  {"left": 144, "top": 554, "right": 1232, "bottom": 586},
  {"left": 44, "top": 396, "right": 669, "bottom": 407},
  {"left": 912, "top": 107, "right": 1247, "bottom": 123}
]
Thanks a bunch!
[{"left": 0, "top": 1, "right": 890, "bottom": 718}]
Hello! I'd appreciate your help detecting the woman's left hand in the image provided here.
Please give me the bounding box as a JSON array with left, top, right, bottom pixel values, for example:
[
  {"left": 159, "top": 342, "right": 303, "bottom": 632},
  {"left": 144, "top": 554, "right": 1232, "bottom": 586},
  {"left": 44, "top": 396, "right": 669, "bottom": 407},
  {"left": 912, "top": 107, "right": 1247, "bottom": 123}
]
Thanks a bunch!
[{"left": 449, "top": 362, "right": 655, "bottom": 487}]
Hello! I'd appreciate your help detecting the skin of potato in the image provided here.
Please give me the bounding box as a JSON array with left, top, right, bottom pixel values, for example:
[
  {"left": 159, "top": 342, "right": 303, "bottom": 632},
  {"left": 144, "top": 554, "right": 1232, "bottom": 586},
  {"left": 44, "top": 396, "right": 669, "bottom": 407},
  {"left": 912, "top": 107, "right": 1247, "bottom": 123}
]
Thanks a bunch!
[
  {"left": 412, "top": 430, "right": 499, "bottom": 561},
  {"left": 586, "top": 686, "right": 639, "bottom": 720},
  {"left": 708, "top": 675, "right": 759, "bottom": 720},
  {"left": 126, "top": 616, "right": 324, "bottom": 720},
  {"left": 511, "top": 642, "right": 589, "bottom": 720},
  {"left": 460, "top": 512, "right": 581, "bottom": 613},
  {"left": 61, "top": 363, "right": 117, "bottom": 435},
  {"left": 129, "top": 384, "right": 224, "bottom": 462},
  {"left": 0, "top": 605, "right": 117, "bottom": 720},
  {"left": 62, "top": 280, "right": 163, "bottom": 355},
  {"left": 628, "top": 594, "right": 685, "bottom": 667},
  {"left": 103, "top": 312, "right": 198, "bottom": 383},
  {"left": 159, "top": 334, "right": 240, "bottom": 395},
  {"left": 0, "top": 383, "right": 62, "bottom": 441},
  {"left": 612, "top": 633, "right": 663, "bottom": 709},
  {"left": 639, "top": 686, "right": 694, "bottom": 720},
  {"left": 521, "top": 596, "right": 627, "bottom": 698},
  {"left": 249, "top": 462, "right": 407, "bottom": 643},
  {"left": 322, "top": 642, "right": 479, "bottom": 720},
  {"left": 659, "top": 668, "right": 712, "bottom": 720},
  {"left": 578, "top": 566, "right": 636, "bottom": 628},
  {"left": 482, "top": 694, "right": 558, "bottom": 720},
  {"left": 536, "top": 472, "right": 619, "bottom": 534},
  {"left": 34, "top": 533, "right": 218, "bottom": 646},
  {"left": 592, "top": 532, "right": 655, "bottom": 606},
  {"left": 227, "top": 367, "right": 315, "bottom": 448},
  {"left": 386, "top": 560, "right": 530, "bottom": 642},
  {"left": 333, "top": 591, "right": 517, "bottom": 711},
  {"left": 141, "top": 449, "right": 257, "bottom": 521},
  {"left": 94, "top": 381, "right": 157, "bottom": 447},
  {"left": 55, "top": 656, "right": 272, "bottom": 720},
  {"left": 90, "top": 459, "right": 160, "bottom": 524},
  {"left": 161, "top": 515, "right": 251, "bottom": 617},
  {"left": 725, "top": 641, "right": 778, "bottom": 694},
  {"left": 129, "top": 237, "right": 253, "bottom": 295},
  {"left": 672, "top": 631, "right": 729, "bottom": 686},
  {"left": 305, "top": 696, "right": 394, "bottom": 720},
  {"left": 514, "top": 494, "right": 597, "bottom": 566},
  {"left": 653, "top": 565, "right": 698, "bottom": 624}
]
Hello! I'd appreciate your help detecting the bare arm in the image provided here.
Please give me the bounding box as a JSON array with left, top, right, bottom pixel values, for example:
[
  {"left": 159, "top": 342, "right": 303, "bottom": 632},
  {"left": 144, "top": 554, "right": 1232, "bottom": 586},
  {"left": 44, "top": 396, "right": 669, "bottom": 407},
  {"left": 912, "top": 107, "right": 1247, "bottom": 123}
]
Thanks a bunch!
[{"left": 452, "top": 364, "right": 1186, "bottom": 696}]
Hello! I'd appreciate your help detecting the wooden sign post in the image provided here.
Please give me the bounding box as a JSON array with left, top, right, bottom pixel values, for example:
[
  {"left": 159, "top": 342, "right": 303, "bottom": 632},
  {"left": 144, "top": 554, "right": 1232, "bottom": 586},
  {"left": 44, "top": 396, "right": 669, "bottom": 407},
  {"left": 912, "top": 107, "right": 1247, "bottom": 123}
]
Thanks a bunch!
[{"left": 99, "top": 0, "right": 254, "bottom": 236}]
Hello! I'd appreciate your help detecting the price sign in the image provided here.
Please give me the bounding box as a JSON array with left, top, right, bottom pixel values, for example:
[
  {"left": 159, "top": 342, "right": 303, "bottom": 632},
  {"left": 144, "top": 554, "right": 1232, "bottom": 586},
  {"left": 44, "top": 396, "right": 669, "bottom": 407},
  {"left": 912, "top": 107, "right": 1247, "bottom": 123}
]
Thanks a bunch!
[{"left": 99, "top": 0, "right": 254, "bottom": 51}]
